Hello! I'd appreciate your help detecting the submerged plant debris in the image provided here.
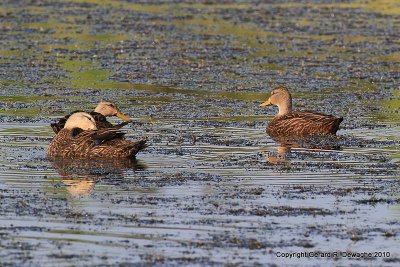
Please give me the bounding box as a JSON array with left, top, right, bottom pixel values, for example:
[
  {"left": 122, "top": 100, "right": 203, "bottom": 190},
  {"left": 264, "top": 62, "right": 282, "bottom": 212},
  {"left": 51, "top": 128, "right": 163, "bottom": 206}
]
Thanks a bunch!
[{"left": 0, "top": 0, "right": 399, "bottom": 266}]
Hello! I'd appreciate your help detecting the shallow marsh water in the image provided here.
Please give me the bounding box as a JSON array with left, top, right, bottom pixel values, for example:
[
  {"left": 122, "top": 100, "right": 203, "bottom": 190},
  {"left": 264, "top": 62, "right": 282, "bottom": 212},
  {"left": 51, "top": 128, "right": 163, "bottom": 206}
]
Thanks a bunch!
[{"left": 0, "top": 0, "right": 399, "bottom": 266}]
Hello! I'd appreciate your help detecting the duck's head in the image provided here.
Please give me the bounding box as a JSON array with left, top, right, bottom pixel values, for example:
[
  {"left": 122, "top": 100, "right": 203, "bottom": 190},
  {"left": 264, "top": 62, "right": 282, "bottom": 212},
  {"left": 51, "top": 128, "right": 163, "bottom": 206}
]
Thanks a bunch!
[
  {"left": 260, "top": 86, "right": 292, "bottom": 115},
  {"left": 94, "top": 100, "right": 131, "bottom": 122},
  {"left": 64, "top": 112, "right": 98, "bottom": 131}
]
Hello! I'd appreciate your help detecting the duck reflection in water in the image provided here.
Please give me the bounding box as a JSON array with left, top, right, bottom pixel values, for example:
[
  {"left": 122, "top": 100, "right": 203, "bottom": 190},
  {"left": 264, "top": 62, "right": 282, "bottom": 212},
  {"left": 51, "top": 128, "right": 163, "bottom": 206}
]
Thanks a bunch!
[
  {"left": 266, "top": 143, "right": 291, "bottom": 164},
  {"left": 266, "top": 137, "right": 341, "bottom": 165},
  {"left": 51, "top": 158, "right": 146, "bottom": 198}
]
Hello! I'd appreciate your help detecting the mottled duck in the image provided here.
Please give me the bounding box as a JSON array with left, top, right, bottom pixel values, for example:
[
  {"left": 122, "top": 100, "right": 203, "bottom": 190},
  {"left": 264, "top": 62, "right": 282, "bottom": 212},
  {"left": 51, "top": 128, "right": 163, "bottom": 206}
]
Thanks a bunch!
[
  {"left": 51, "top": 100, "right": 131, "bottom": 134},
  {"left": 260, "top": 86, "right": 343, "bottom": 138},
  {"left": 48, "top": 112, "right": 146, "bottom": 159}
]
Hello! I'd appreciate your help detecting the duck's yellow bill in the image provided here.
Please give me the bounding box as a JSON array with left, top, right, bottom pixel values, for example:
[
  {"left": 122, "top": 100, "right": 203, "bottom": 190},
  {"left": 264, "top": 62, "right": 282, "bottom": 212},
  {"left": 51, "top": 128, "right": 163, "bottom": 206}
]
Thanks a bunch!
[
  {"left": 259, "top": 99, "right": 272, "bottom": 107},
  {"left": 115, "top": 111, "right": 131, "bottom": 122}
]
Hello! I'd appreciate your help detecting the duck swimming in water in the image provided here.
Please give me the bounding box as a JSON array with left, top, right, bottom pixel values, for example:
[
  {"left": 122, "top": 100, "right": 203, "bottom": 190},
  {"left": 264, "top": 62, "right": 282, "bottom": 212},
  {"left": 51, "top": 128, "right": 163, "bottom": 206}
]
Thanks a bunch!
[
  {"left": 260, "top": 86, "right": 343, "bottom": 138},
  {"left": 50, "top": 100, "right": 131, "bottom": 134},
  {"left": 48, "top": 112, "right": 146, "bottom": 159}
]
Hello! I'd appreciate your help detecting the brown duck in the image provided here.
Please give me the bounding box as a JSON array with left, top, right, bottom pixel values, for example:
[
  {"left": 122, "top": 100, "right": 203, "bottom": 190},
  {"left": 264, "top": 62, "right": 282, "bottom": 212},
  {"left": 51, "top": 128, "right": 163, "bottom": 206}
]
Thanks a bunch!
[
  {"left": 260, "top": 86, "right": 343, "bottom": 138},
  {"left": 51, "top": 100, "right": 131, "bottom": 134},
  {"left": 48, "top": 112, "right": 146, "bottom": 159}
]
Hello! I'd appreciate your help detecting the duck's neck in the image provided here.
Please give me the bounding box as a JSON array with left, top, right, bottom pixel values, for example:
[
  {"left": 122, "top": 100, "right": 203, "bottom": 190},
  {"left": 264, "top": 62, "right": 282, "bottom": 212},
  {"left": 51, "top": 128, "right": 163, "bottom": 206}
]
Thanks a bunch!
[{"left": 276, "top": 101, "right": 292, "bottom": 116}]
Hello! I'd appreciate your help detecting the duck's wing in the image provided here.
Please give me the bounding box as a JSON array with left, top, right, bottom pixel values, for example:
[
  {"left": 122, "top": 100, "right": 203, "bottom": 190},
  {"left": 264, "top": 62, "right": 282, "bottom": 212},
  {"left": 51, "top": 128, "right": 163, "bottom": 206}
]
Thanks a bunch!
[
  {"left": 73, "top": 129, "right": 146, "bottom": 158},
  {"left": 91, "top": 129, "right": 126, "bottom": 144},
  {"left": 92, "top": 138, "right": 147, "bottom": 158},
  {"left": 73, "top": 128, "right": 126, "bottom": 145},
  {"left": 88, "top": 111, "right": 114, "bottom": 129},
  {"left": 291, "top": 111, "right": 342, "bottom": 124}
]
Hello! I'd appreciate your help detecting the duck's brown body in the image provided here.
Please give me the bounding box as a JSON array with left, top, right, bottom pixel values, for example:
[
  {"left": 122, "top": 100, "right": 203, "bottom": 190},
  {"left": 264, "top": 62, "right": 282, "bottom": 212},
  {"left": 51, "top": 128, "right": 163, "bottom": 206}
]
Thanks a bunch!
[
  {"left": 48, "top": 112, "right": 146, "bottom": 159},
  {"left": 267, "top": 111, "right": 343, "bottom": 138},
  {"left": 260, "top": 87, "right": 343, "bottom": 138},
  {"left": 48, "top": 128, "right": 146, "bottom": 159}
]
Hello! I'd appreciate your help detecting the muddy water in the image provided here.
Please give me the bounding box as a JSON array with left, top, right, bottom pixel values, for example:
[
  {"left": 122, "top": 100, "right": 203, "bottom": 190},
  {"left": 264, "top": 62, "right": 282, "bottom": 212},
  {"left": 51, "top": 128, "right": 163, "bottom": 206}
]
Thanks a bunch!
[{"left": 1, "top": 1, "right": 399, "bottom": 266}]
